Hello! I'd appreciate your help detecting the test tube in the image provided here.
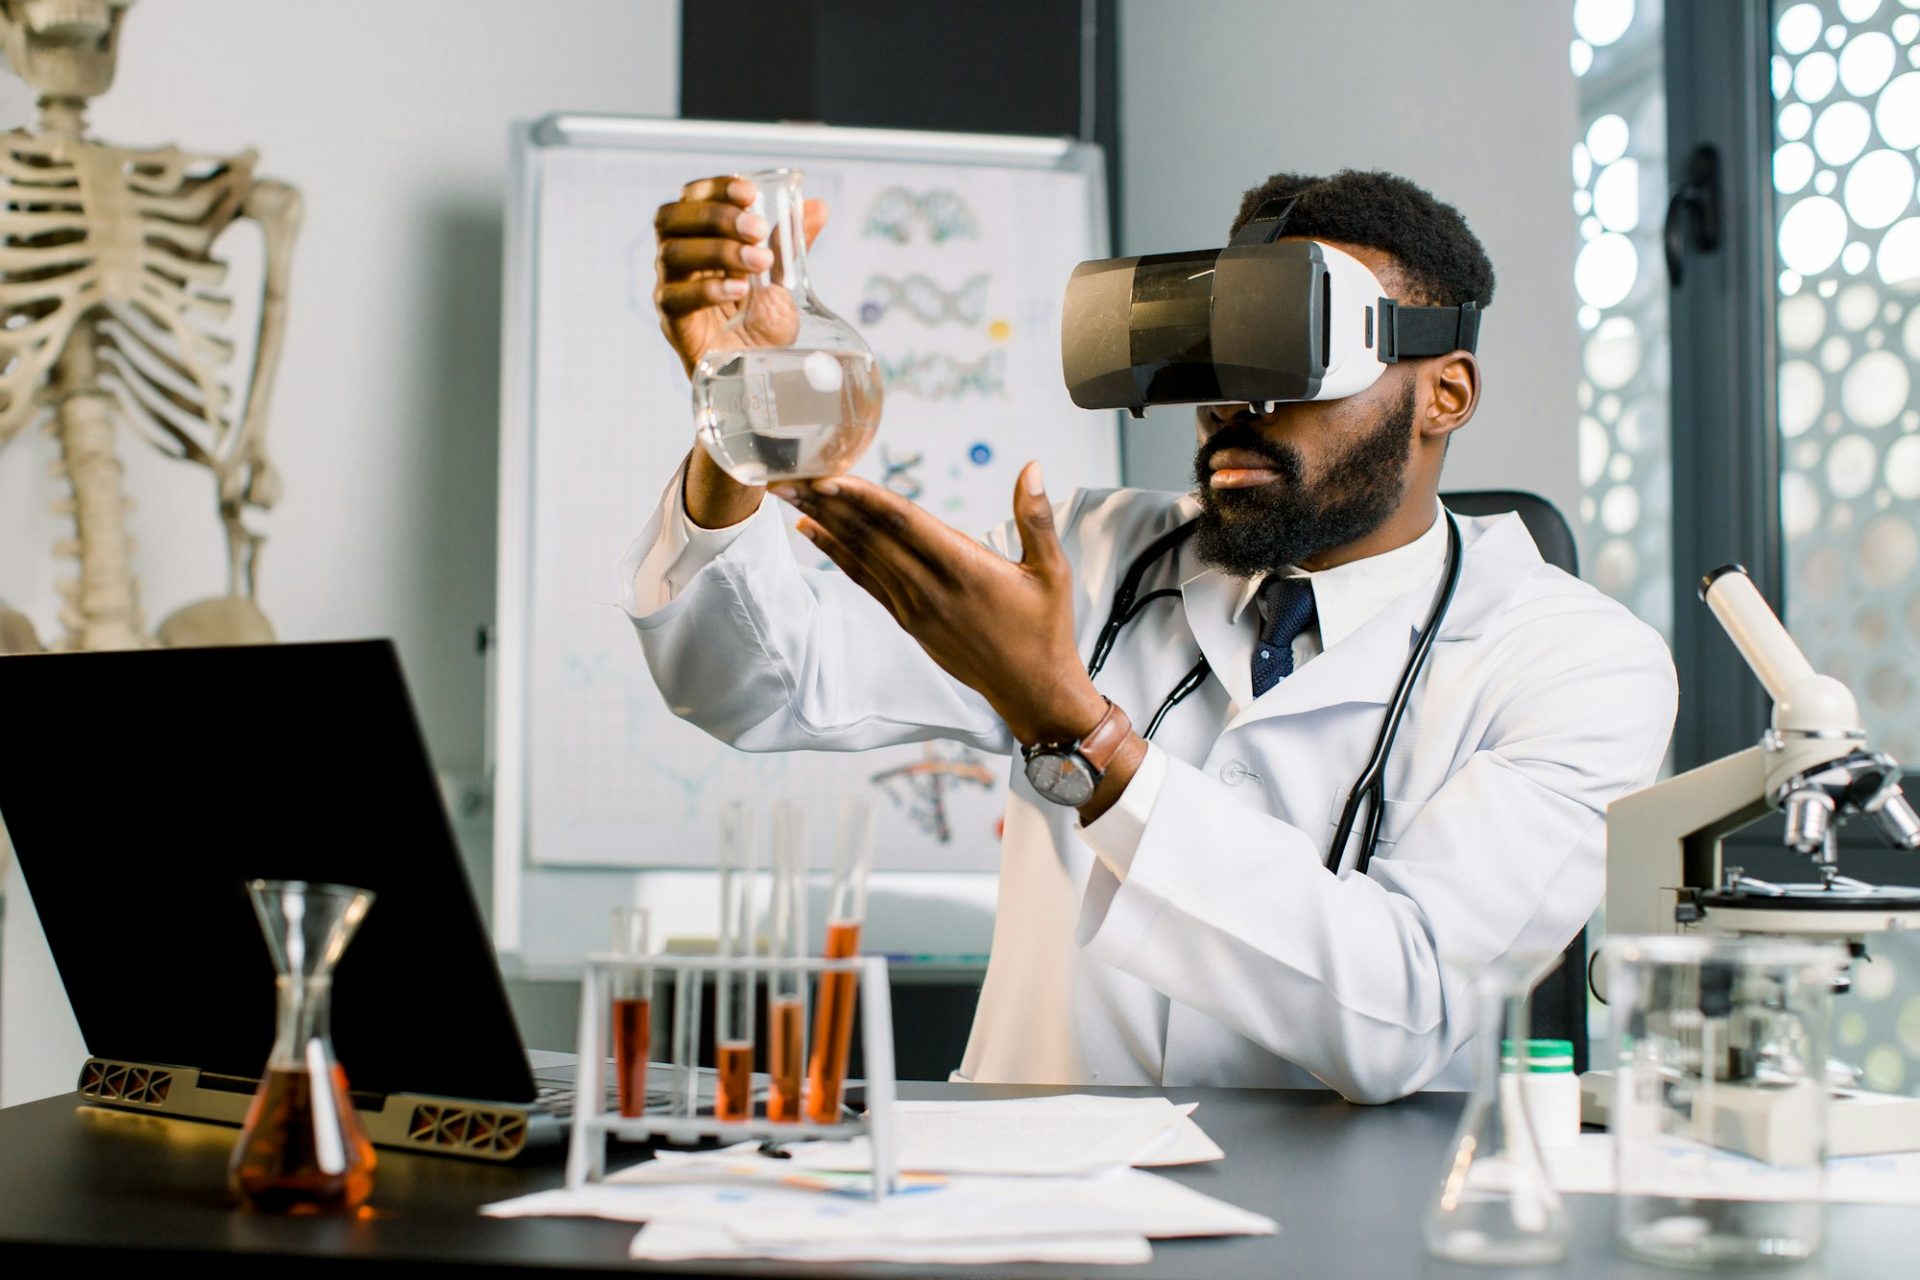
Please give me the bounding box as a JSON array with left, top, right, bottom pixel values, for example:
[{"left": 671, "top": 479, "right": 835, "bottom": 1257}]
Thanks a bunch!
[
  {"left": 805, "top": 796, "right": 873, "bottom": 1124},
  {"left": 670, "top": 966, "right": 702, "bottom": 1118},
  {"left": 609, "top": 906, "right": 652, "bottom": 1118},
  {"left": 714, "top": 801, "right": 758, "bottom": 1122},
  {"left": 767, "top": 799, "right": 808, "bottom": 1123}
]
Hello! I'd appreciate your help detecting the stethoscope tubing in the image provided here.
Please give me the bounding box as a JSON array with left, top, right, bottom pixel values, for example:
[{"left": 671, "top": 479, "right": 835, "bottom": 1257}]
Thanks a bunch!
[{"left": 1085, "top": 510, "right": 1464, "bottom": 876}]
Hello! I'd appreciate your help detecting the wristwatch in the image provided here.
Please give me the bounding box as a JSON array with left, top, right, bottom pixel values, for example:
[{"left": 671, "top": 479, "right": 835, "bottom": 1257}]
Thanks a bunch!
[{"left": 1022, "top": 699, "right": 1133, "bottom": 808}]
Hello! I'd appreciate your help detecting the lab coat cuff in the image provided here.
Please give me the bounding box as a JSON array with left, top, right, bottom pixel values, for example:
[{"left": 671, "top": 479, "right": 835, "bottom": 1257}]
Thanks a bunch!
[
  {"left": 1077, "top": 753, "right": 1324, "bottom": 968},
  {"left": 1077, "top": 740, "right": 1169, "bottom": 882},
  {"left": 621, "top": 463, "right": 766, "bottom": 620}
]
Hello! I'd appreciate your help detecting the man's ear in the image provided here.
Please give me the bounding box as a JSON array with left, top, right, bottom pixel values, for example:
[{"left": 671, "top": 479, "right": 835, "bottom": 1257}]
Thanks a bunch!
[{"left": 1421, "top": 352, "right": 1480, "bottom": 442}]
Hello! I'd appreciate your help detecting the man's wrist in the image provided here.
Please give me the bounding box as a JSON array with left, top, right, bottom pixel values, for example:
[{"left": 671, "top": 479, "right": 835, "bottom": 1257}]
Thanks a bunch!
[
  {"left": 683, "top": 447, "right": 765, "bottom": 530},
  {"left": 1013, "top": 683, "right": 1109, "bottom": 749},
  {"left": 1078, "top": 730, "right": 1147, "bottom": 826}
]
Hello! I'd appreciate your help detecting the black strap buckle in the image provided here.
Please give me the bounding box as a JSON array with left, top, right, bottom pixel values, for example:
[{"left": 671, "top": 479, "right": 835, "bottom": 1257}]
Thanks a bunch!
[
  {"left": 1376, "top": 298, "right": 1480, "bottom": 364},
  {"left": 1228, "top": 195, "right": 1300, "bottom": 248}
]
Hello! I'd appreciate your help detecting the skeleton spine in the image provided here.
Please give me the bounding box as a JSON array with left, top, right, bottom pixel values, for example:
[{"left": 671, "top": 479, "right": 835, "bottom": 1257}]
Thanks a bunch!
[{"left": 52, "top": 336, "right": 144, "bottom": 649}]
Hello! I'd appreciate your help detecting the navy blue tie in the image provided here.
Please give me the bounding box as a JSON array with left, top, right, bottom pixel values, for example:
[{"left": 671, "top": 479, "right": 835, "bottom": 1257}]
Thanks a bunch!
[{"left": 1251, "top": 577, "right": 1317, "bottom": 698}]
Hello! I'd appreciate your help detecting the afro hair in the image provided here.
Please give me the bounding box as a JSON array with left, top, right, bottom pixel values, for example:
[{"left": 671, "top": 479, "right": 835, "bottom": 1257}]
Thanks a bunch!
[{"left": 1230, "top": 169, "right": 1496, "bottom": 311}]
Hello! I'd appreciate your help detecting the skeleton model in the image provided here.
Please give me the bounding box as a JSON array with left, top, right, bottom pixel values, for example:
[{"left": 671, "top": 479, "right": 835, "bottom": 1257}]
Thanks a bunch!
[{"left": 0, "top": 0, "right": 299, "bottom": 653}]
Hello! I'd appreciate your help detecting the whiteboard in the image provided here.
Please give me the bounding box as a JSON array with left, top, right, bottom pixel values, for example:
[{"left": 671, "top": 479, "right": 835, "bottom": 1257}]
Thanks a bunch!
[{"left": 493, "top": 116, "right": 1115, "bottom": 936}]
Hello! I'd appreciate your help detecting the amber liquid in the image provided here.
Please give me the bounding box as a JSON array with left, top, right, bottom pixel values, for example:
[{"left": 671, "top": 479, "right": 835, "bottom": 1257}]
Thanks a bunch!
[
  {"left": 715, "top": 1040, "right": 755, "bottom": 1121},
  {"left": 768, "top": 995, "right": 805, "bottom": 1122},
  {"left": 613, "top": 997, "right": 651, "bottom": 1118},
  {"left": 804, "top": 919, "right": 862, "bottom": 1124},
  {"left": 229, "top": 1064, "right": 376, "bottom": 1213}
]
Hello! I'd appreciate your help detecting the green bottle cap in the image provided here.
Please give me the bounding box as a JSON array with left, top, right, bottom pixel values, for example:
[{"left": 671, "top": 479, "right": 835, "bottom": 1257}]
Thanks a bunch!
[{"left": 1500, "top": 1038, "right": 1576, "bottom": 1073}]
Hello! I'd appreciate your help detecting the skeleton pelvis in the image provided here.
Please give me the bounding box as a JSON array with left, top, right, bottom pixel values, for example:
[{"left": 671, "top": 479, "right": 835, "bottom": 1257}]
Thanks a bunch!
[
  {"left": 0, "top": 599, "right": 44, "bottom": 654},
  {"left": 154, "top": 595, "right": 274, "bottom": 649}
]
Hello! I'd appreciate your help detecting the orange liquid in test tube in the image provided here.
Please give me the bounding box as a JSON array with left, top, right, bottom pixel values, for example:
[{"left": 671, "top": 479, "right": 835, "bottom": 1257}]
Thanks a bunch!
[
  {"left": 805, "top": 918, "right": 862, "bottom": 1124},
  {"left": 715, "top": 1040, "right": 755, "bottom": 1121},
  {"left": 613, "top": 997, "right": 650, "bottom": 1117},
  {"left": 768, "top": 995, "right": 805, "bottom": 1122}
]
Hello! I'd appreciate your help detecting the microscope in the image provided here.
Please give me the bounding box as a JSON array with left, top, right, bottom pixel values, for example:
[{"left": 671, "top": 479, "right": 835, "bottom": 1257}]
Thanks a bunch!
[{"left": 1587, "top": 565, "right": 1920, "bottom": 1157}]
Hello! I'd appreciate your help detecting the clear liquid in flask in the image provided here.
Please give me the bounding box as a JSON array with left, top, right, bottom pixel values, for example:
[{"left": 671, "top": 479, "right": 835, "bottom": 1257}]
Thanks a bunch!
[{"left": 694, "top": 346, "right": 882, "bottom": 485}]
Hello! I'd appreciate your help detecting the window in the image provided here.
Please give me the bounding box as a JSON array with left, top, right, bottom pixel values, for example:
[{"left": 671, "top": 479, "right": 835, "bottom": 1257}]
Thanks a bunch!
[
  {"left": 1772, "top": 0, "right": 1920, "bottom": 762},
  {"left": 1572, "top": 0, "right": 1675, "bottom": 636}
]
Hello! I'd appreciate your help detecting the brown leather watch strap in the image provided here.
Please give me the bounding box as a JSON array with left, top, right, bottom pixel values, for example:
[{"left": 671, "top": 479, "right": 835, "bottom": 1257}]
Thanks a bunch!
[{"left": 1077, "top": 699, "right": 1133, "bottom": 773}]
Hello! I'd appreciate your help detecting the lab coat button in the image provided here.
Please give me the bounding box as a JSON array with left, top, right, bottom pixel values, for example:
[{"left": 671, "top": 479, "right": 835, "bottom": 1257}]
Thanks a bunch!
[{"left": 1221, "top": 760, "right": 1249, "bottom": 785}]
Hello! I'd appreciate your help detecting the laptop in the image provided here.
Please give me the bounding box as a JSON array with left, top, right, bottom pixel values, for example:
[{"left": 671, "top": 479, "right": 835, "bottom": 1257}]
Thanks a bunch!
[{"left": 0, "top": 639, "right": 608, "bottom": 1162}]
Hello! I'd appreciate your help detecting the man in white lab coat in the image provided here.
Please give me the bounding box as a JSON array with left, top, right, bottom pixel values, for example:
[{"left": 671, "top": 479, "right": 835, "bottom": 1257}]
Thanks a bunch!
[{"left": 627, "top": 169, "right": 1677, "bottom": 1102}]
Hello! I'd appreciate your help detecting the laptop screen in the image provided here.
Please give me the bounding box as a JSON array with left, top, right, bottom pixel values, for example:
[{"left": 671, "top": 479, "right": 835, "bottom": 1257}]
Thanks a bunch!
[{"left": 0, "top": 640, "right": 538, "bottom": 1104}]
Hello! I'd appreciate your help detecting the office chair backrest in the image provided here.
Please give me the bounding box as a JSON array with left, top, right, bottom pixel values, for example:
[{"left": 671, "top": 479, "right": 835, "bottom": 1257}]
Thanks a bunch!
[
  {"left": 1441, "top": 488, "right": 1579, "bottom": 576},
  {"left": 1438, "top": 488, "right": 1590, "bottom": 1071}
]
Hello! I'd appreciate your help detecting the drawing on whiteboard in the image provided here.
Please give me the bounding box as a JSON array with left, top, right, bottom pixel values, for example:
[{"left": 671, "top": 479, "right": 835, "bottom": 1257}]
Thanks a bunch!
[
  {"left": 860, "top": 272, "right": 990, "bottom": 327},
  {"left": 877, "top": 350, "right": 1006, "bottom": 400},
  {"left": 870, "top": 743, "right": 998, "bottom": 843},
  {"left": 988, "top": 318, "right": 1013, "bottom": 342},
  {"left": 879, "top": 446, "right": 925, "bottom": 499},
  {"left": 647, "top": 740, "right": 795, "bottom": 824},
  {"left": 968, "top": 442, "right": 993, "bottom": 466},
  {"left": 861, "top": 186, "right": 979, "bottom": 245}
]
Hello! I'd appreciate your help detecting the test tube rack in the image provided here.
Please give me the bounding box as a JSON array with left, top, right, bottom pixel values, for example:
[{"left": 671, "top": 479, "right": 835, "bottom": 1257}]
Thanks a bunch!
[{"left": 566, "top": 953, "right": 900, "bottom": 1200}]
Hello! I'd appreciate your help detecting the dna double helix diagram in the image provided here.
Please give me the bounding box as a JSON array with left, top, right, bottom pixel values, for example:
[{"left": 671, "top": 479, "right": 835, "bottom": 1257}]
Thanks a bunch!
[
  {"left": 879, "top": 446, "right": 926, "bottom": 499},
  {"left": 860, "top": 272, "right": 991, "bottom": 327},
  {"left": 878, "top": 350, "right": 1006, "bottom": 401},
  {"left": 862, "top": 186, "right": 979, "bottom": 245}
]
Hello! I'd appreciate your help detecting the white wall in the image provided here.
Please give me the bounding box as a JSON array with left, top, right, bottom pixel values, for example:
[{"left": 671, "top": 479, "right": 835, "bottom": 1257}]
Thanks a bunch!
[
  {"left": 1117, "top": 0, "right": 1581, "bottom": 513},
  {"left": 0, "top": 0, "right": 680, "bottom": 1106}
]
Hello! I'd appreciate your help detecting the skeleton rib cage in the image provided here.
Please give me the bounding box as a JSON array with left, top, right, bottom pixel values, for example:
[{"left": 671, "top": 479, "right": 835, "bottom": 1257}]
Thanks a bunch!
[{"left": 0, "top": 130, "right": 256, "bottom": 477}]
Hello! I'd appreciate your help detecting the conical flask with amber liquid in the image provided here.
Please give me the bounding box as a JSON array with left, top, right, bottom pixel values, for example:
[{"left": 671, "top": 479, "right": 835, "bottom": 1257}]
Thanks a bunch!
[{"left": 229, "top": 879, "right": 378, "bottom": 1213}]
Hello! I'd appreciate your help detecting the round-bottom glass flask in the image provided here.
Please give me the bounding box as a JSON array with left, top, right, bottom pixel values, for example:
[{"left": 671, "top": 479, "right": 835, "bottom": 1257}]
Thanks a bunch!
[{"left": 691, "top": 168, "right": 883, "bottom": 485}]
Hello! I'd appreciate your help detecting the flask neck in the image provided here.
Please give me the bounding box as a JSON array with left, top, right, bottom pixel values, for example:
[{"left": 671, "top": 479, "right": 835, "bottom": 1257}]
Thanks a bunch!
[
  {"left": 760, "top": 175, "right": 814, "bottom": 300},
  {"left": 270, "top": 974, "right": 337, "bottom": 1070}
]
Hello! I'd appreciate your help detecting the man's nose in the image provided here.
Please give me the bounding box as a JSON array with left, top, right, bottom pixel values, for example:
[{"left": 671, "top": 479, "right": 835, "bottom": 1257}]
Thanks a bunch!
[{"left": 1200, "top": 402, "right": 1272, "bottom": 432}]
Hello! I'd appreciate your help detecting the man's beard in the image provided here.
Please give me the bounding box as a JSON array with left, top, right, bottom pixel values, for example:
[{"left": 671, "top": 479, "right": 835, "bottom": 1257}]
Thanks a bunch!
[{"left": 1190, "top": 383, "right": 1416, "bottom": 577}]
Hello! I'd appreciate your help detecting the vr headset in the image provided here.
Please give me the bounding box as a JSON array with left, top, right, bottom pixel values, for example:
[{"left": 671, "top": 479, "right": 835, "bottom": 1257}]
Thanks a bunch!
[{"left": 1061, "top": 196, "right": 1482, "bottom": 416}]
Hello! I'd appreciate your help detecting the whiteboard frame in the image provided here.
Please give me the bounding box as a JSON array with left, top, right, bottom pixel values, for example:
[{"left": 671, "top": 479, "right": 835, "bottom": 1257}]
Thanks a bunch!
[{"left": 492, "top": 113, "right": 1110, "bottom": 953}]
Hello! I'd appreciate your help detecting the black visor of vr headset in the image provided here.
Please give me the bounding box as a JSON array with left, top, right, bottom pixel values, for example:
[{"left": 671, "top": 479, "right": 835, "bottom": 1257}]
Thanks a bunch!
[{"left": 1061, "top": 196, "right": 1482, "bottom": 416}]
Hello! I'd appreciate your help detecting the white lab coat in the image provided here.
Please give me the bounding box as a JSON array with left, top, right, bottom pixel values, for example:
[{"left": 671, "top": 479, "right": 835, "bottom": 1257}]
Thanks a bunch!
[{"left": 626, "top": 483, "right": 1677, "bottom": 1102}]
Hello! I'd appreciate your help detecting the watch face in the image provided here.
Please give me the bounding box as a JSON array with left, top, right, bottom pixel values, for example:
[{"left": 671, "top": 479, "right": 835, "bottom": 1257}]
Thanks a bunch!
[{"left": 1025, "top": 750, "right": 1097, "bottom": 807}]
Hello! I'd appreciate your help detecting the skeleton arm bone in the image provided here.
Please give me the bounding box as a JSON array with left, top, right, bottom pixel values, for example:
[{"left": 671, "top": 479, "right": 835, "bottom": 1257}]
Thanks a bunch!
[{"left": 222, "top": 177, "right": 299, "bottom": 515}]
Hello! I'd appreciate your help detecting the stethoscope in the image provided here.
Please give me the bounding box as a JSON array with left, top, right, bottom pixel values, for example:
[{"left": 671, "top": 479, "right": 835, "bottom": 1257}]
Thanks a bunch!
[{"left": 1084, "top": 512, "right": 1465, "bottom": 877}]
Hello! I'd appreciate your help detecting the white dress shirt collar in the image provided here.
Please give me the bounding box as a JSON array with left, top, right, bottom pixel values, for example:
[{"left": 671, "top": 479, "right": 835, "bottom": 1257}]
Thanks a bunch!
[{"left": 1227, "top": 504, "right": 1450, "bottom": 650}]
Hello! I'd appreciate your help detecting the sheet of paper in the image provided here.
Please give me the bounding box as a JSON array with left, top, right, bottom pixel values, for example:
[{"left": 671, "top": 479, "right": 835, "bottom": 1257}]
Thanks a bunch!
[
  {"left": 483, "top": 1156, "right": 1277, "bottom": 1245},
  {"left": 1542, "top": 1133, "right": 1920, "bottom": 1206},
  {"left": 783, "top": 1094, "right": 1193, "bottom": 1175},
  {"left": 628, "top": 1220, "right": 1154, "bottom": 1265},
  {"left": 1133, "top": 1112, "right": 1227, "bottom": 1167}
]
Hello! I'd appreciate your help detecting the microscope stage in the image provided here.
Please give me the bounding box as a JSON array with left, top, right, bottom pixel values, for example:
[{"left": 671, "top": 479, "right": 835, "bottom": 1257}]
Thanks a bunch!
[{"left": 1695, "top": 882, "right": 1920, "bottom": 939}]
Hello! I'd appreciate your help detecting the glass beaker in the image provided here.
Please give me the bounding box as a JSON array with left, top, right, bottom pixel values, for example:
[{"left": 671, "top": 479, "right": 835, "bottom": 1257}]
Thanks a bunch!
[
  {"left": 1423, "top": 954, "right": 1570, "bottom": 1266},
  {"left": 1607, "top": 934, "right": 1843, "bottom": 1268},
  {"left": 691, "top": 168, "right": 884, "bottom": 485},
  {"left": 767, "top": 799, "right": 808, "bottom": 1123},
  {"left": 229, "top": 880, "right": 378, "bottom": 1214},
  {"left": 610, "top": 906, "right": 652, "bottom": 1118},
  {"left": 714, "top": 801, "right": 758, "bottom": 1122},
  {"left": 804, "top": 796, "right": 873, "bottom": 1125}
]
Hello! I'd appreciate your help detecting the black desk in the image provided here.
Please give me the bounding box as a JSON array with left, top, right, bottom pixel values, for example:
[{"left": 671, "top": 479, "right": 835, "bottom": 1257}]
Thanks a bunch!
[{"left": 2, "top": 1083, "right": 1917, "bottom": 1277}]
